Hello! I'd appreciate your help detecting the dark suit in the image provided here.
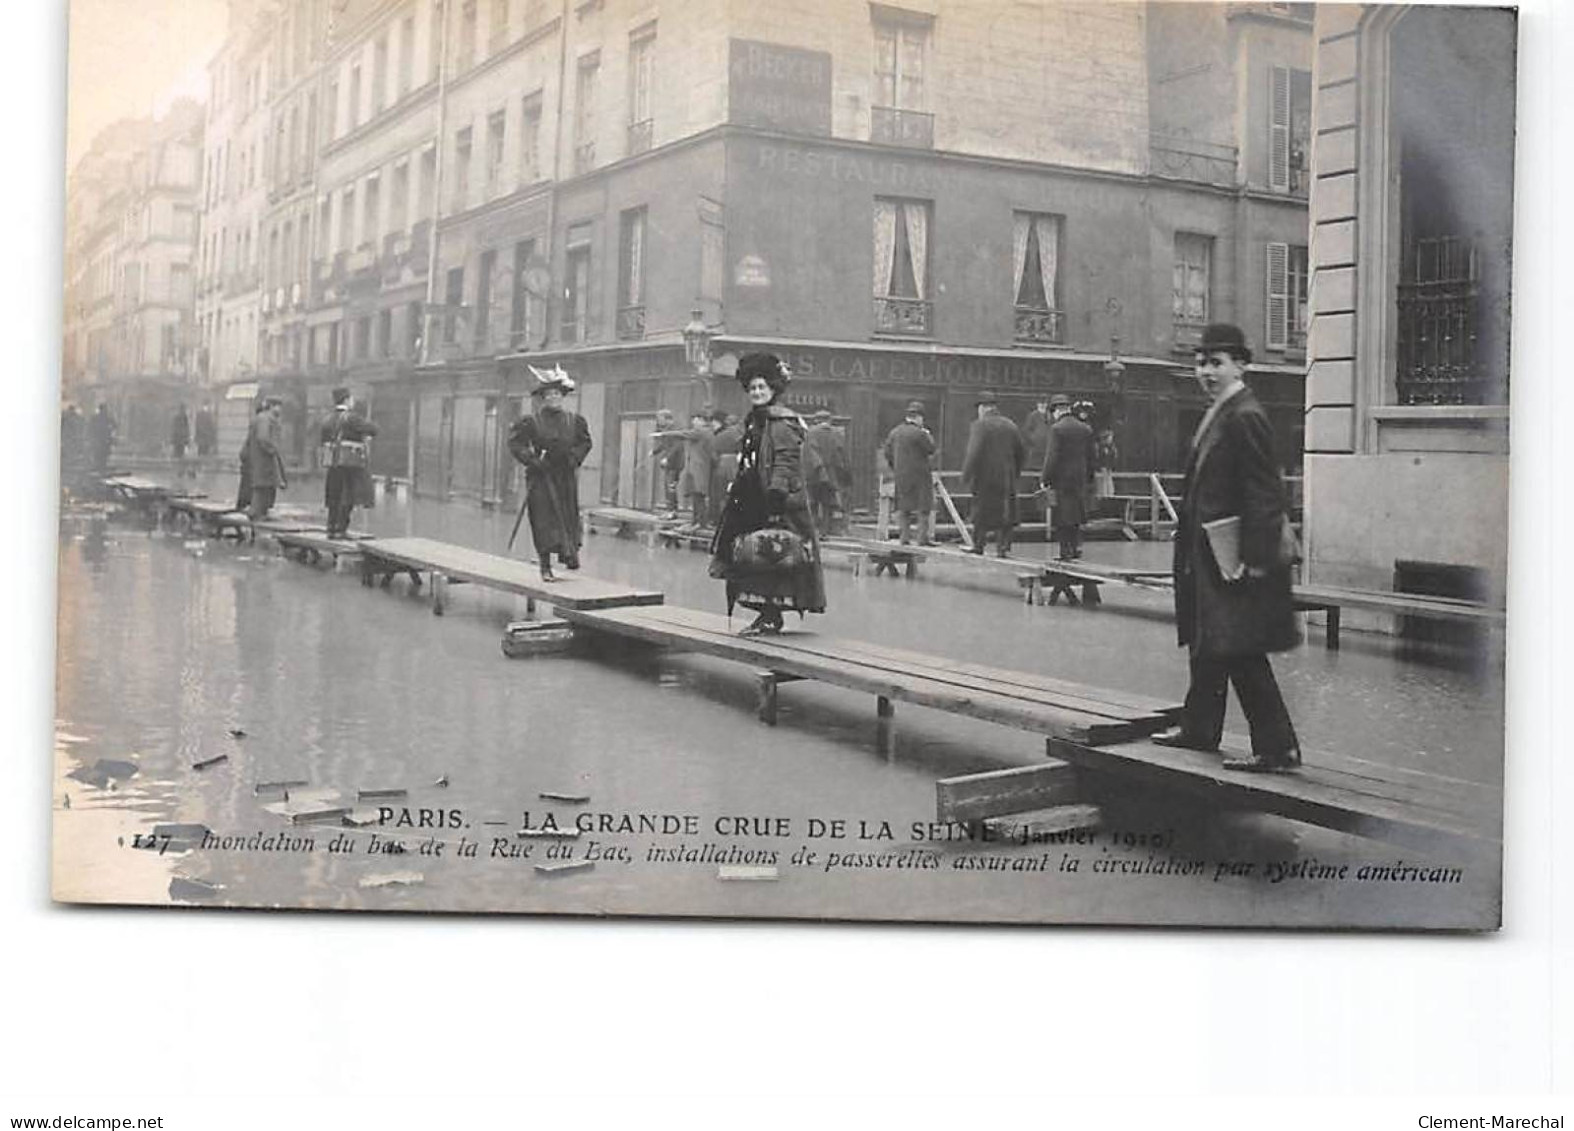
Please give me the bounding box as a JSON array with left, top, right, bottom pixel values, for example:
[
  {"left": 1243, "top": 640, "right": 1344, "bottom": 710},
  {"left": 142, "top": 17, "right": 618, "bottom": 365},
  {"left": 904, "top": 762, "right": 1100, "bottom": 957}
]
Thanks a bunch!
[
  {"left": 961, "top": 410, "right": 1026, "bottom": 554},
  {"left": 1041, "top": 412, "right": 1094, "bottom": 559},
  {"left": 320, "top": 407, "right": 379, "bottom": 537},
  {"left": 1172, "top": 383, "right": 1299, "bottom": 759}
]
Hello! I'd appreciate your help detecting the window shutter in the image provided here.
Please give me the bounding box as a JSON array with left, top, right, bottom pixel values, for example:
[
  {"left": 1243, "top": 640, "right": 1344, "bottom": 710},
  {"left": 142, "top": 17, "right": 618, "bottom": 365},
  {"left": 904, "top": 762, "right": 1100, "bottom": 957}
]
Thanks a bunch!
[
  {"left": 1269, "top": 66, "right": 1291, "bottom": 192},
  {"left": 1265, "top": 241, "right": 1289, "bottom": 350}
]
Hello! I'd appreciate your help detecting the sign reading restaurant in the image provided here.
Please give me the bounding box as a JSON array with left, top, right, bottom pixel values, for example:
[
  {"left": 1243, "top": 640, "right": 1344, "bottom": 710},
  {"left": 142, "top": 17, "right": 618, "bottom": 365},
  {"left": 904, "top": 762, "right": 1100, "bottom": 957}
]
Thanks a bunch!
[{"left": 728, "top": 39, "right": 833, "bottom": 136}]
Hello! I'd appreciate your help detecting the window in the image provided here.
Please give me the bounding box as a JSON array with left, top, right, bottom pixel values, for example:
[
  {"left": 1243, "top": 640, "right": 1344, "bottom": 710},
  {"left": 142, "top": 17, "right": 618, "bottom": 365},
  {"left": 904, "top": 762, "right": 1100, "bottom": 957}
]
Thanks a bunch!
[
  {"left": 326, "top": 79, "right": 339, "bottom": 139},
  {"left": 871, "top": 7, "right": 932, "bottom": 146},
  {"left": 490, "top": 0, "right": 510, "bottom": 53},
  {"left": 443, "top": 266, "right": 465, "bottom": 343},
  {"left": 407, "top": 300, "right": 424, "bottom": 356},
  {"left": 872, "top": 197, "right": 931, "bottom": 335},
  {"left": 1172, "top": 232, "right": 1213, "bottom": 347},
  {"left": 617, "top": 207, "right": 646, "bottom": 339},
  {"left": 1265, "top": 242, "right": 1309, "bottom": 352},
  {"left": 511, "top": 237, "right": 537, "bottom": 347},
  {"left": 391, "top": 161, "right": 410, "bottom": 234},
  {"left": 563, "top": 224, "right": 592, "bottom": 343},
  {"left": 378, "top": 308, "right": 393, "bottom": 357},
  {"left": 458, "top": 0, "right": 477, "bottom": 71},
  {"left": 575, "top": 53, "right": 600, "bottom": 172},
  {"left": 348, "top": 63, "right": 362, "bottom": 131},
  {"left": 519, "top": 92, "right": 543, "bottom": 182},
  {"left": 627, "top": 25, "right": 655, "bottom": 155},
  {"left": 476, "top": 248, "right": 496, "bottom": 350},
  {"left": 282, "top": 220, "right": 295, "bottom": 282},
  {"left": 699, "top": 197, "right": 724, "bottom": 303},
  {"left": 1269, "top": 65, "right": 1312, "bottom": 194},
  {"left": 363, "top": 174, "right": 381, "bottom": 249},
  {"left": 317, "top": 198, "right": 332, "bottom": 264},
  {"left": 486, "top": 110, "right": 506, "bottom": 198},
  {"left": 340, "top": 186, "right": 356, "bottom": 252},
  {"left": 429, "top": 1, "right": 443, "bottom": 83},
  {"left": 297, "top": 219, "right": 310, "bottom": 285},
  {"left": 452, "top": 127, "right": 473, "bottom": 210},
  {"left": 419, "top": 145, "right": 437, "bottom": 216},
  {"left": 373, "top": 36, "right": 388, "bottom": 115},
  {"left": 268, "top": 227, "right": 280, "bottom": 289},
  {"left": 1012, "top": 212, "right": 1063, "bottom": 344},
  {"left": 355, "top": 315, "right": 371, "bottom": 360},
  {"left": 398, "top": 15, "right": 415, "bottom": 96}
]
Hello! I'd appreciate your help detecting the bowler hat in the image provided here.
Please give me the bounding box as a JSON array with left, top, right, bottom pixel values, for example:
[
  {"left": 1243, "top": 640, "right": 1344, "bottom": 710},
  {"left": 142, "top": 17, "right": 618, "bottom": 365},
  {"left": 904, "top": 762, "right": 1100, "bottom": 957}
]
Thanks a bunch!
[
  {"left": 1198, "top": 323, "right": 1253, "bottom": 364},
  {"left": 904, "top": 400, "right": 925, "bottom": 415},
  {"left": 976, "top": 389, "right": 999, "bottom": 406},
  {"left": 331, "top": 386, "right": 351, "bottom": 405},
  {"left": 1049, "top": 394, "right": 1072, "bottom": 409}
]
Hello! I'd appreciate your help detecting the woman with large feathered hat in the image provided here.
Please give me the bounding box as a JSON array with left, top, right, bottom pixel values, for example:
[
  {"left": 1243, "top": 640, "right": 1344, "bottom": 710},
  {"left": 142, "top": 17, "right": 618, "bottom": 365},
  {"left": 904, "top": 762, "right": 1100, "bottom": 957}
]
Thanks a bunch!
[
  {"left": 507, "top": 364, "right": 592, "bottom": 581},
  {"left": 708, "top": 353, "right": 826, "bottom": 634}
]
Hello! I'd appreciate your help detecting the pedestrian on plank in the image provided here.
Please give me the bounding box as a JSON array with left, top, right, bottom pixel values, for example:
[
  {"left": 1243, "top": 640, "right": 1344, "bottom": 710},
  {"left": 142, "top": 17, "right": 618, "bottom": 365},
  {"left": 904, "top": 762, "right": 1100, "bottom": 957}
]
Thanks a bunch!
[
  {"left": 961, "top": 389, "right": 1026, "bottom": 557},
  {"left": 803, "top": 409, "right": 851, "bottom": 536},
  {"left": 708, "top": 408, "right": 742, "bottom": 527},
  {"left": 246, "top": 398, "right": 287, "bottom": 520},
  {"left": 319, "top": 387, "right": 379, "bottom": 538},
  {"left": 170, "top": 404, "right": 190, "bottom": 465},
  {"left": 1041, "top": 393, "right": 1095, "bottom": 561},
  {"left": 651, "top": 408, "right": 684, "bottom": 517},
  {"left": 89, "top": 403, "right": 116, "bottom": 472},
  {"left": 672, "top": 408, "right": 717, "bottom": 529},
  {"left": 882, "top": 401, "right": 936, "bottom": 546},
  {"left": 709, "top": 353, "right": 826, "bottom": 636},
  {"left": 1154, "top": 323, "right": 1302, "bottom": 773},
  {"left": 508, "top": 365, "right": 592, "bottom": 582}
]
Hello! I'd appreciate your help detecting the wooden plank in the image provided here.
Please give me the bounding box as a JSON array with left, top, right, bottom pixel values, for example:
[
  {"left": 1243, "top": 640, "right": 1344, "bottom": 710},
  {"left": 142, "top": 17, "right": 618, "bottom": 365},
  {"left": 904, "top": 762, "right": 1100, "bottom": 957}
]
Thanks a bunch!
[
  {"left": 1293, "top": 584, "right": 1503, "bottom": 624},
  {"left": 361, "top": 536, "right": 663, "bottom": 610},
  {"left": 1047, "top": 736, "right": 1500, "bottom": 851},
  {"left": 624, "top": 604, "right": 1169, "bottom": 726},
  {"left": 566, "top": 605, "right": 1156, "bottom": 744},
  {"left": 936, "top": 761, "right": 1082, "bottom": 823}
]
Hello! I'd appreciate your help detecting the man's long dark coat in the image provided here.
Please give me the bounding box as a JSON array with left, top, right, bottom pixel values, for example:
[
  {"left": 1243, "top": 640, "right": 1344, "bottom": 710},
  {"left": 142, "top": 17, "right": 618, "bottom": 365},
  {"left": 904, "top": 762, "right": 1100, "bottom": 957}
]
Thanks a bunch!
[
  {"left": 961, "top": 411, "right": 1026, "bottom": 530},
  {"left": 1173, "top": 386, "right": 1299, "bottom": 658}
]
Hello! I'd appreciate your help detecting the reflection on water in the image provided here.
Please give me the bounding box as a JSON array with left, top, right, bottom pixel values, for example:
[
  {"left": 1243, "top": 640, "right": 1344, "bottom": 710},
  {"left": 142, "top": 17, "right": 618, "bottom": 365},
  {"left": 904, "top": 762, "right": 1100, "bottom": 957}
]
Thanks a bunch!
[{"left": 51, "top": 479, "right": 1505, "bottom": 925}]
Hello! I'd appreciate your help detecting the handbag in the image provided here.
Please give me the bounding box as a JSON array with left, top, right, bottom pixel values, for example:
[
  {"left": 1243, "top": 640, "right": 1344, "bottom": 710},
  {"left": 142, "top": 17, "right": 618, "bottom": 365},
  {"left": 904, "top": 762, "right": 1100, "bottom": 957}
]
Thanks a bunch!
[{"left": 730, "top": 523, "right": 809, "bottom": 574}]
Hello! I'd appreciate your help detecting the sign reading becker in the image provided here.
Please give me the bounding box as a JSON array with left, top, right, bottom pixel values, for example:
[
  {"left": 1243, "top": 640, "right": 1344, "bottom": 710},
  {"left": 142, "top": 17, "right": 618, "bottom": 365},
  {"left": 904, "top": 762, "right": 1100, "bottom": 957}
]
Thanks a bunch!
[{"left": 728, "top": 39, "right": 832, "bottom": 137}]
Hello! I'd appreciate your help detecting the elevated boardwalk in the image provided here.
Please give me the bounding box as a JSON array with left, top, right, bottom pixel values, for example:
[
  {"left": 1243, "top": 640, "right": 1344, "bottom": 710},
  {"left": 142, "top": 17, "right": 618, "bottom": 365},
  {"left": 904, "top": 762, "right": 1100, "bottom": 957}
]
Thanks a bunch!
[
  {"left": 166, "top": 498, "right": 249, "bottom": 538},
  {"left": 563, "top": 603, "right": 1180, "bottom": 747},
  {"left": 273, "top": 529, "right": 372, "bottom": 569},
  {"left": 357, "top": 535, "right": 664, "bottom": 615}
]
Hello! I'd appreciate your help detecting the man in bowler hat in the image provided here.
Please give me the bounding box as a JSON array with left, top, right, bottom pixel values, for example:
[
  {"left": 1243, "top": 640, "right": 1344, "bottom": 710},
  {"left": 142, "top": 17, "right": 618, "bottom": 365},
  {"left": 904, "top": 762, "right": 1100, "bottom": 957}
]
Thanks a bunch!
[
  {"left": 1041, "top": 393, "right": 1095, "bottom": 560},
  {"left": 320, "top": 386, "right": 379, "bottom": 538},
  {"left": 882, "top": 400, "right": 937, "bottom": 545},
  {"left": 1155, "top": 323, "right": 1301, "bottom": 772},
  {"left": 961, "top": 389, "right": 1026, "bottom": 557}
]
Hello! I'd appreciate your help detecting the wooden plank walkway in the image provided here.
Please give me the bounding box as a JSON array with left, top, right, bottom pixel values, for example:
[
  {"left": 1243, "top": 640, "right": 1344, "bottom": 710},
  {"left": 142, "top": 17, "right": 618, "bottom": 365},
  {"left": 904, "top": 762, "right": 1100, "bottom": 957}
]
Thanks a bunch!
[
  {"left": 165, "top": 498, "right": 250, "bottom": 539},
  {"left": 358, "top": 536, "right": 664, "bottom": 615},
  {"left": 273, "top": 529, "right": 371, "bottom": 568},
  {"left": 1047, "top": 734, "right": 1501, "bottom": 852},
  {"left": 562, "top": 603, "right": 1180, "bottom": 747}
]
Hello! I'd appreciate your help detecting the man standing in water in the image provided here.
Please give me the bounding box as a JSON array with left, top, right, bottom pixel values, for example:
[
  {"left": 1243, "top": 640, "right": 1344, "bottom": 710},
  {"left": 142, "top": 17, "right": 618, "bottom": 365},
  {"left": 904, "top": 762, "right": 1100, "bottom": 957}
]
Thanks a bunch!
[
  {"left": 509, "top": 366, "right": 592, "bottom": 581},
  {"left": 1155, "top": 323, "right": 1301, "bottom": 773},
  {"left": 320, "top": 387, "right": 379, "bottom": 539}
]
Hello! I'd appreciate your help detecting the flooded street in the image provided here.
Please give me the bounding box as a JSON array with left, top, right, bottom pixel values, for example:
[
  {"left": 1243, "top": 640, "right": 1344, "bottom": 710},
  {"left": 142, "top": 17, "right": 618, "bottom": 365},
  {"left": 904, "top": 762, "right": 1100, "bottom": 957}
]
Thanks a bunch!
[{"left": 53, "top": 475, "right": 1504, "bottom": 926}]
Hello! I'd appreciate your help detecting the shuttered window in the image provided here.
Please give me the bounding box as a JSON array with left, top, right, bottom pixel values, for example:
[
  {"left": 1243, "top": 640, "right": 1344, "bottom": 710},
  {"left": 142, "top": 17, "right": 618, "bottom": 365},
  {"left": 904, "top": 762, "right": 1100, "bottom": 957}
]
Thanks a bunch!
[
  {"left": 1266, "top": 241, "right": 1289, "bottom": 350},
  {"left": 1269, "top": 66, "right": 1291, "bottom": 192}
]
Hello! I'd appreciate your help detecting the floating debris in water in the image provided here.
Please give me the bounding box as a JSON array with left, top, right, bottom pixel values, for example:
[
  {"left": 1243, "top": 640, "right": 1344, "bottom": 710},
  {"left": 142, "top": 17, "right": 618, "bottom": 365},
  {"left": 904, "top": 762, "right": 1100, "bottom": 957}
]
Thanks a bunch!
[
  {"left": 539, "top": 791, "right": 591, "bottom": 804},
  {"left": 359, "top": 871, "right": 424, "bottom": 889},
  {"left": 254, "top": 779, "right": 308, "bottom": 795},
  {"left": 343, "top": 808, "right": 384, "bottom": 827},
  {"left": 169, "top": 876, "right": 222, "bottom": 902},
  {"left": 227, "top": 727, "right": 247, "bottom": 739},
  {"left": 433, "top": 774, "right": 449, "bottom": 788},
  {"left": 192, "top": 753, "right": 229, "bottom": 771},
  {"left": 357, "top": 787, "right": 407, "bottom": 800},
  {"left": 55, "top": 732, "right": 91, "bottom": 745},
  {"left": 535, "top": 860, "right": 594, "bottom": 877}
]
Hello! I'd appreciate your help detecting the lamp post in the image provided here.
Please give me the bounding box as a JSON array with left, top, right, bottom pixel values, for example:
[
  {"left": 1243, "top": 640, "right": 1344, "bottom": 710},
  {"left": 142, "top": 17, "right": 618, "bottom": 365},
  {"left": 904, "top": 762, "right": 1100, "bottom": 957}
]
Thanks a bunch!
[{"left": 682, "top": 307, "right": 715, "bottom": 401}]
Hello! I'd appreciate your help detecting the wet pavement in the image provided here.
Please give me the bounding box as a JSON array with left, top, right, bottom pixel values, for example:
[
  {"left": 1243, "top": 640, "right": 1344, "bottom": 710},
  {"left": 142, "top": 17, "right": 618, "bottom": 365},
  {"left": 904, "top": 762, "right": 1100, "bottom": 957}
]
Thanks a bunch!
[{"left": 52, "top": 471, "right": 1504, "bottom": 927}]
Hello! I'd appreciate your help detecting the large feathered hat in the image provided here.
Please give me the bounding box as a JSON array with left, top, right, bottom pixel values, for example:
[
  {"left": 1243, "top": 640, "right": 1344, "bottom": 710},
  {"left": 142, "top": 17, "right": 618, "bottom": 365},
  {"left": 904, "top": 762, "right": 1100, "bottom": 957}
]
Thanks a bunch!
[
  {"left": 528, "top": 364, "right": 576, "bottom": 396},
  {"left": 735, "top": 352, "right": 790, "bottom": 395}
]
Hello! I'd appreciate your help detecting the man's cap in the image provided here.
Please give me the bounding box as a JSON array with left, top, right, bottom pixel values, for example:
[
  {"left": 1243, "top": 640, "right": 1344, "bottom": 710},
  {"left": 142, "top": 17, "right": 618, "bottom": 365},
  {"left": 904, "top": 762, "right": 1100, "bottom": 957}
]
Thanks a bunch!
[
  {"left": 976, "top": 389, "right": 998, "bottom": 405},
  {"left": 331, "top": 386, "right": 351, "bottom": 405},
  {"left": 904, "top": 400, "right": 925, "bottom": 415},
  {"left": 1049, "top": 394, "right": 1072, "bottom": 409},
  {"left": 1197, "top": 323, "right": 1253, "bottom": 363}
]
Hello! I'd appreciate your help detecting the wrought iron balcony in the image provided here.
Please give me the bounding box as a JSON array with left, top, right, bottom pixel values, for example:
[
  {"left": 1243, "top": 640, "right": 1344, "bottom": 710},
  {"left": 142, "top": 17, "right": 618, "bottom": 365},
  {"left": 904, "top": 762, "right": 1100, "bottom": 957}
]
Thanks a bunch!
[
  {"left": 1150, "top": 133, "right": 1238, "bottom": 187},
  {"left": 615, "top": 304, "right": 646, "bottom": 341},
  {"left": 873, "top": 295, "right": 932, "bottom": 336},
  {"left": 1013, "top": 306, "right": 1065, "bottom": 346},
  {"left": 627, "top": 119, "right": 652, "bottom": 157},
  {"left": 870, "top": 106, "right": 934, "bottom": 149}
]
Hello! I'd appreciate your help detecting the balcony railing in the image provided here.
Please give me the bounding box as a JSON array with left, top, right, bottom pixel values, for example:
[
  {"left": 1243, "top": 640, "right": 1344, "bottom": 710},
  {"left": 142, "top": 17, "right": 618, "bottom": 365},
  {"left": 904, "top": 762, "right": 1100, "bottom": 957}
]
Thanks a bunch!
[
  {"left": 627, "top": 119, "right": 652, "bottom": 157},
  {"left": 1149, "top": 133, "right": 1238, "bottom": 187},
  {"left": 1013, "top": 306, "right": 1065, "bottom": 346},
  {"left": 615, "top": 304, "right": 646, "bottom": 341},
  {"left": 873, "top": 295, "right": 932, "bottom": 336},
  {"left": 870, "top": 106, "right": 934, "bottom": 149},
  {"left": 574, "top": 141, "right": 596, "bottom": 175}
]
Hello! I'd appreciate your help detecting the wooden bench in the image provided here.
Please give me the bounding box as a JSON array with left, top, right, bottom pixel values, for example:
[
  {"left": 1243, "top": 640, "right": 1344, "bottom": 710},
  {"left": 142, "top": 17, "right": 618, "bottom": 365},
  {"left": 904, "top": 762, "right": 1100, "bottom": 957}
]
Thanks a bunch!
[
  {"left": 561, "top": 603, "right": 1182, "bottom": 756},
  {"left": 1291, "top": 584, "right": 1504, "bottom": 650},
  {"left": 1047, "top": 733, "right": 1501, "bottom": 852},
  {"left": 357, "top": 535, "right": 664, "bottom": 616}
]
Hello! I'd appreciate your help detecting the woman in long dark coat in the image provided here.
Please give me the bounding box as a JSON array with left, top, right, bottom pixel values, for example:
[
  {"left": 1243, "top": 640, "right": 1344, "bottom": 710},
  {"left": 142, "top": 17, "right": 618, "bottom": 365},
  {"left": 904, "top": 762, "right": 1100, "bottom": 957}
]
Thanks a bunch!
[
  {"left": 509, "top": 366, "right": 592, "bottom": 581},
  {"left": 709, "top": 353, "right": 826, "bottom": 635}
]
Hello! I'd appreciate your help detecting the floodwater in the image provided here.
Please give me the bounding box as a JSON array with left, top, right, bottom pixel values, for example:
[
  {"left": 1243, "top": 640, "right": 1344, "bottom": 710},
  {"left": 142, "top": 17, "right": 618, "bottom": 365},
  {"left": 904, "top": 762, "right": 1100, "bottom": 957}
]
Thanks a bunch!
[{"left": 52, "top": 473, "right": 1504, "bottom": 927}]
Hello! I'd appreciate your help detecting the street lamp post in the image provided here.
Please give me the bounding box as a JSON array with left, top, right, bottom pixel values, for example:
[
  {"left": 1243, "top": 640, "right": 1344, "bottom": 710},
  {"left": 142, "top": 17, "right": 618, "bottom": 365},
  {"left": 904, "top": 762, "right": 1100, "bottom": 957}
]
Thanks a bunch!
[{"left": 682, "top": 307, "right": 715, "bottom": 400}]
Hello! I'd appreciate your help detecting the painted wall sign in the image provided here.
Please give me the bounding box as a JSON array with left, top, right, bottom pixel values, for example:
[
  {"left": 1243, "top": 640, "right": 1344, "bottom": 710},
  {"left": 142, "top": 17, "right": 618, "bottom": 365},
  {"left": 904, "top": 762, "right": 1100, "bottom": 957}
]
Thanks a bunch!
[{"left": 728, "top": 39, "right": 833, "bottom": 137}]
